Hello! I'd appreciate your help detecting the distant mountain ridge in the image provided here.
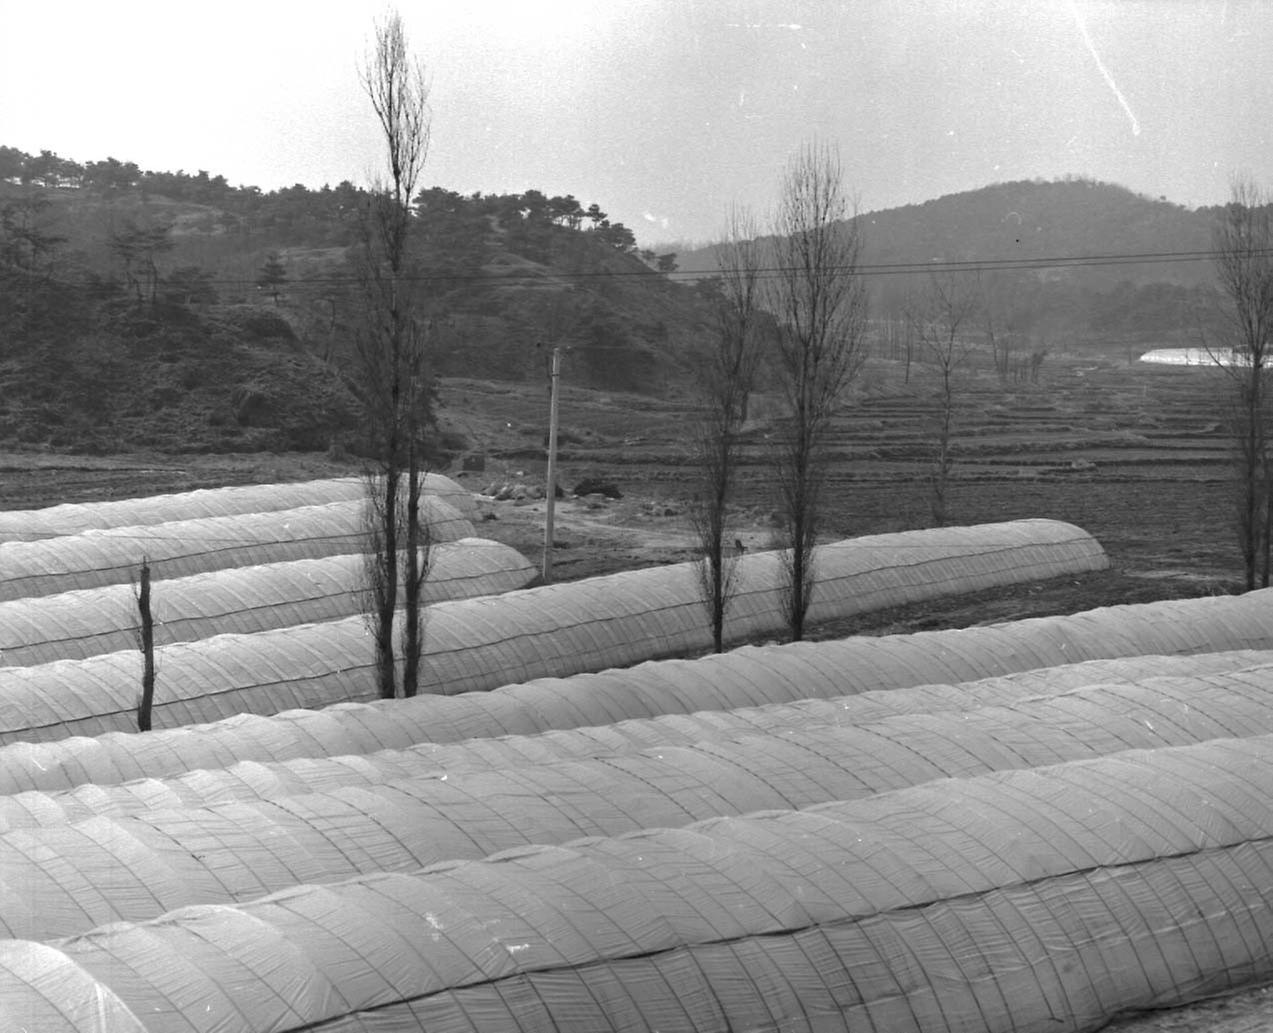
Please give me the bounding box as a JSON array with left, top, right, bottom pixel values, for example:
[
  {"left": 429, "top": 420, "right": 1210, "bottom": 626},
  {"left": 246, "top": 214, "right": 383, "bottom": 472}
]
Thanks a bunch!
[
  {"left": 676, "top": 178, "right": 1216, "bottom": 282},
  {"left": 672, "top": 177, "right": 1223, "bottom": 345}
]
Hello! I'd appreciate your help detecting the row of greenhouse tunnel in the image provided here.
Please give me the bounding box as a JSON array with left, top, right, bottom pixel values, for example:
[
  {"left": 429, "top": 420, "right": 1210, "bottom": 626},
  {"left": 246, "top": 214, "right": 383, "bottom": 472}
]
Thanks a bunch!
[{"left": 2, "top": 474, "right": 1273, "bottom": 1030}]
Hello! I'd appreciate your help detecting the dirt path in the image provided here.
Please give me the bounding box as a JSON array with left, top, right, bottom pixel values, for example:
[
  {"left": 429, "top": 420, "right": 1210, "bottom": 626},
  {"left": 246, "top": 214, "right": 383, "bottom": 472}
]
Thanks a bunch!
[{"left": 475, "top": 493, "right": 705, "bottom": 579}]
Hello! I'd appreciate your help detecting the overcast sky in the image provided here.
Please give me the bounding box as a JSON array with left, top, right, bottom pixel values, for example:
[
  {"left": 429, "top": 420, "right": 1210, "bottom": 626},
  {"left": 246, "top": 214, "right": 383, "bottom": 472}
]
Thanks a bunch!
[{"left": 2, "top": 0, "right": 1269, "bottom": 246}]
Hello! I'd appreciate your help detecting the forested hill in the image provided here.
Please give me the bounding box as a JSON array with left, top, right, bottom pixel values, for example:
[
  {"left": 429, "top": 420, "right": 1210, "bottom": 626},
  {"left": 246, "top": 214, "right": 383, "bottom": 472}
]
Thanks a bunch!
[
  {"left": 0, "top": 146, "right": 711, "bottom": 453},
  {"left": 859, "top": 178, "right": 1215, "bottom": 285},
  {"left": 677, "top": 178, "right": 1216, "bottom": 281},
  {"left": 675, "top": 177, "right": 1223, "bottom": 339}
]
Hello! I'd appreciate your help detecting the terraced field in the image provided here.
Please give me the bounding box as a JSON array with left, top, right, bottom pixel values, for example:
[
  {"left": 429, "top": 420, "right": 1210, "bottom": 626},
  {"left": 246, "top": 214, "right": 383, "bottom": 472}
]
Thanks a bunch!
[
  {"left": 818, "top": 358, "right": 1231, "bottom": 580},
  {"left": 446, "top": 351, "right": 1233, "bottom": 601},
  {"left": 0, "top": 349, "right": 1234, "bottom": 606}
]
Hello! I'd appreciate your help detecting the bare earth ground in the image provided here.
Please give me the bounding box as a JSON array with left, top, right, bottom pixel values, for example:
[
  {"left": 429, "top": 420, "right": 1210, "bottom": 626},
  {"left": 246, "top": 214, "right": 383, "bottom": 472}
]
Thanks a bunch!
[{"left": 0, "top": 354, "right": 1268, "bottom": 1030}]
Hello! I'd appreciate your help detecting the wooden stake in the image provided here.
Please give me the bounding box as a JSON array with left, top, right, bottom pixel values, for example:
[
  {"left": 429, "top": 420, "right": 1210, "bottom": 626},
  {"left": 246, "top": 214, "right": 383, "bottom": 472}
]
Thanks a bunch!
[{"left": 543, "top": 344, "right": 562, "bottom": 583}]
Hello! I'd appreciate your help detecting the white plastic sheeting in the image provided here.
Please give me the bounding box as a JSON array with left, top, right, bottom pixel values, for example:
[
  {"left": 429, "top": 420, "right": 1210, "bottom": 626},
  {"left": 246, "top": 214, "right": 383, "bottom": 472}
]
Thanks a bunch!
[
  {"left": 1, "top": 589, "right": 1272, "bottom": 793},
  {"left": 0, "top": 518, "right": 1106, "bottom": 741},
  {"left": 0, "top": 472, "right": 475, "bottom": 543},
  {"left": 0, "top": 538, "right": 534, "bottom": 666},
  {"left": 0, "top": 665, "right": 1263, "bottom": 939},
  {"left": 0, "top": 675, "right": 1269, "bottom": 940},
  {"left": 0, "top": 495, "right": 473, "bottom": 600},
  {"left": 5, "top": 736, "right": 1273, "bottom": 1033},
  {"left": 413, "top": 518, "right": 1107, "bottom": 693},
  {"left": 0, "top": 653, "right": 1269, "bottom": 830}
]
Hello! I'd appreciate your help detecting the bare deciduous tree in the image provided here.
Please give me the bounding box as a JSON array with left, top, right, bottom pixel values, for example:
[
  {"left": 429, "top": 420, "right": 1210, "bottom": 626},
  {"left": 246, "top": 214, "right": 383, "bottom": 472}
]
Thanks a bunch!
[
  {"left": 768, "top": 142, "right": 868, "bottom": 641},
  {"left": 690, "top": 204, "right": 767, "bottom": 652},
  {"left": 880, "top": 311, "right": 916, "bottom": 382},
  {"left": 1212, "top": 176, "right": 1273, "bottom": 589},
  {"left": 909, "top": 273, "right": 979, "bottom": 527},
  {"left": 355, "top": 10, "right": 433, "bottom": 697},
  {"left": 977, "top": 271, "right": 1023, "bottom": 384}
]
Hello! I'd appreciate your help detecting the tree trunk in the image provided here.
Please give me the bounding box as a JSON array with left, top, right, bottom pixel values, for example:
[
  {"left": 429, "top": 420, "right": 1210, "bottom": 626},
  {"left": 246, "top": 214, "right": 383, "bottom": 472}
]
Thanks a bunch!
[
  {"left": 402, "top": 451, "right": 425, "bottom": 696},
  {"left": 375, "top": 469, "right": 399, "bottom": 698},
  {"left": 136, "top": 559, "right": 155, "bottom": 732}
]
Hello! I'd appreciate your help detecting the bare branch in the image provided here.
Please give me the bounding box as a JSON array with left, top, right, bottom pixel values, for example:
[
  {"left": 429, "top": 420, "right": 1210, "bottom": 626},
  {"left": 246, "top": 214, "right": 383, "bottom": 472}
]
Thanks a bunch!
[
  {"left": 909, "top": 273, "right": 980, "bottom": 525},
  {"left": 360, "top": 11, "right": 430, "bottom": 213}
]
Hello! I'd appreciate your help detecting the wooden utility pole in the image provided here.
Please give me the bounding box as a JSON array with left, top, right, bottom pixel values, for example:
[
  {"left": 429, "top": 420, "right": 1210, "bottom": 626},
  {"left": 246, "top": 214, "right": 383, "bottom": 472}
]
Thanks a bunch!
[{"left": 543, "top": 344, "right": 562, "bottom": 583}]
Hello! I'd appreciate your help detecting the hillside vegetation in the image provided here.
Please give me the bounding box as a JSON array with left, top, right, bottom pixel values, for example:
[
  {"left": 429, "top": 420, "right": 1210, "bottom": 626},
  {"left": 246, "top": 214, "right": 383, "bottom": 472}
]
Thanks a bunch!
[
  {"left": 0, "top": 147, "right": 1227, "bottom": 455},
  {"left": 0, "top": 146, "right": 712, "bottom": 452}
]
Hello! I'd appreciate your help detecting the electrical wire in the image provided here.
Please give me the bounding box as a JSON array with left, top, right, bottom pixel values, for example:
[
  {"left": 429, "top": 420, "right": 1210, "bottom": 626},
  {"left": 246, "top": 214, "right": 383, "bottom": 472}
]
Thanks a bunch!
[{"left": 10, "top": 244, "right": 1248, "bottom": 293}]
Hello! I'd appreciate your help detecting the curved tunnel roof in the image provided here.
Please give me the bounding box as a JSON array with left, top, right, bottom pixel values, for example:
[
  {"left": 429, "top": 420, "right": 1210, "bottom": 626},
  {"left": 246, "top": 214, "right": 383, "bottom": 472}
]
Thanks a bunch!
[
  {"left": 0, "top": 519, "right": 1107, "bottom": 741},
  {"left": 0, "top": 494, "right": 473, "bottom": 601},
  {"left": 0, "top": 662, "right": 1261, "bottom": 840},
  {"left": 0, "top": 589, "right": 1271, "bottom": 794},
  {"left": 0, "top": 672, "right": 1269, "bottom": 940},
  {"left": 4, "top": 734, "right": 1272, "bottom": 1031},
  {"left": 0, "top": 472, "right": 475, "bottom": 543},
  {"left": 0, "top": 649, "right": 1261, "bottom": 829},
  {"left": 0, "top": 537, "right": 533, "bottom": 666}
]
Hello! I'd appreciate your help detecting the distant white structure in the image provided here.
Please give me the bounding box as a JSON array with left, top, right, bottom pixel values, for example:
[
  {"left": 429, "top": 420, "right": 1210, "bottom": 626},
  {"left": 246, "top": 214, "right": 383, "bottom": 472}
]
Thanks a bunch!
[{"left": 1140, "top": 347, "right": 1239, "bottom": 366}]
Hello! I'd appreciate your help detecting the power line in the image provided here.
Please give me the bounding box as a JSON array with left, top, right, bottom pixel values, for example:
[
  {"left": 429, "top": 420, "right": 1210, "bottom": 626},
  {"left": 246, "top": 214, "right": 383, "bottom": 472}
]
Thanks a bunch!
[
  {"left": 283, "top": 244, "right": 1239, "bottom": 283},
  {"left": 12, "top": 244, "right": 1249, "bottom": 293}
]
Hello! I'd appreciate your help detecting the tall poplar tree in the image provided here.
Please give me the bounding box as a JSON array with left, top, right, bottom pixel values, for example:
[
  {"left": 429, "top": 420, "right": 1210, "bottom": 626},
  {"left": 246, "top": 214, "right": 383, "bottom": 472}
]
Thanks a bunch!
[
  {"left": 355, "top": 10, "right": 433, "bottom": 697},
  {"left": 768, "top": 142, "right": 868, "bottom": 641},
  {"left": 690, "top": 205, "right": 766, "bottom": 652}
]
